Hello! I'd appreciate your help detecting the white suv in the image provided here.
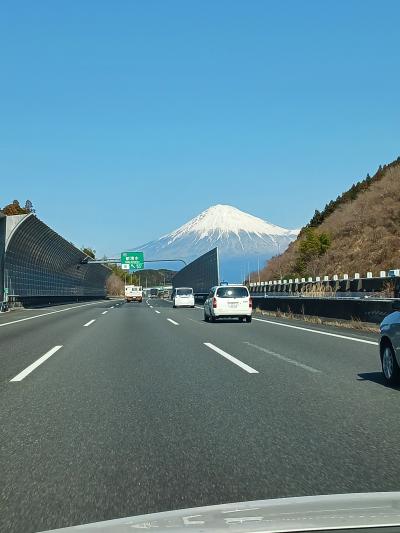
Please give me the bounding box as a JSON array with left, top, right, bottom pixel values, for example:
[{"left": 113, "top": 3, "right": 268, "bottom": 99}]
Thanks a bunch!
[
  {"left": 204, "top": 285, "right": 252, "bottom": 323},
  {"left": 172, "top": 287, "right": 195, "bottom": 308}
]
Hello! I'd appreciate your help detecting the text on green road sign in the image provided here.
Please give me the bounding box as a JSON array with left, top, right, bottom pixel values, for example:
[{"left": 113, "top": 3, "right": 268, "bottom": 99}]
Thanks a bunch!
[{"left": 121, "top": 251, "right": 144, "bottom": 270}]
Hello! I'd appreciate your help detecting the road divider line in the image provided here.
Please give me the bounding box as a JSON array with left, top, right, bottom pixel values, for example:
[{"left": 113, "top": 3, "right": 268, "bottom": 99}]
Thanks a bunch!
[
  {"left": 204, "top": 342, "right": 259, "bottom": 374},
  {"left": 167, "top": 318, "right": 179, "bottom": 325},
  {"left": 150, "top": 305, "right": 153, "bottom": 309},
  {"left": 186, "top": 317, "right": 204, "bottom": 324},
  {"left": 253, "top": 317, "right": 379, "bottom": 345},
  {"left": 0, "top": 301, "right": 113, "bottom": 328},
  {"left": 10, "top": 345, "right": 63, "bottom": 382},
  {"left": 83, "top": 319, "right": 96, "bottom": 327},
  {"left": 155, "top": 310, "right": 161, "bottom": 314},
  {"left": 110, "top": 306, "right": 115, "bottom": 309},
  {"left": 244, "top": 341, "right": 321, "bottom": 374},
  {"left": 101, "top": 311, "right": 108, "bottom": 315}
]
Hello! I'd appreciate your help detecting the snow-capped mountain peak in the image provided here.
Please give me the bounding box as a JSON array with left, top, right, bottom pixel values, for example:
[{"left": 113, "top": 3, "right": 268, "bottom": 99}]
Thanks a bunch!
[
  {"left": 135, "top": 205, "right": 299, "bottom": 281},
  {"left": 165, "top": 204, "right": 295, "bottom": 242}
]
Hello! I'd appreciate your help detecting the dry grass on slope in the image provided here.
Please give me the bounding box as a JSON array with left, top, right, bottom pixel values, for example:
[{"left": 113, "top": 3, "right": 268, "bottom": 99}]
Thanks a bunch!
[{"left": 260, "top": 160, "right": 400, "bottom": 280}]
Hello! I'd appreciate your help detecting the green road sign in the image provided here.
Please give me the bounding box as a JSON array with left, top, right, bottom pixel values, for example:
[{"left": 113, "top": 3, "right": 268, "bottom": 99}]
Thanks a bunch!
[{"left": 121, "top": 251, "right": 144, "bottom": 270}]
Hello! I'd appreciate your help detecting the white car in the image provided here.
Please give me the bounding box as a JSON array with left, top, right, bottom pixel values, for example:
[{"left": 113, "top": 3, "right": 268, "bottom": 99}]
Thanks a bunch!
[
  {"left": 172, "top": 287, "right": 195, "bottom": 308},
  {"left": 204, "top": 285, "right": 252, "bottom": 322}
]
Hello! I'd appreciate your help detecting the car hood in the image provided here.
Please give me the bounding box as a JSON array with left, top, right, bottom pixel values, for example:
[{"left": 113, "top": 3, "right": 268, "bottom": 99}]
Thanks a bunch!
[{"left": 39, "top": 492, "right": 400, "bottom": 532}]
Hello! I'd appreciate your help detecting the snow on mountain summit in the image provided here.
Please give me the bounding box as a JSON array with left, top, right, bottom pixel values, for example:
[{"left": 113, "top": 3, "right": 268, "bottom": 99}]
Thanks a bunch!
[
  {"left": 166, "top": 204, "right": 294, "bottom": 242},
  {"left": 135, "top": 205, "right": 299, "bottom": 281}
]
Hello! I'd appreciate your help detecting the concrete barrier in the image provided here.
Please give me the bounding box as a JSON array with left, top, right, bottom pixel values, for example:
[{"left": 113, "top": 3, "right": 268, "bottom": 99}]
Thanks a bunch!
[{"left": 252, "top": 296, "right": 397, "bottom": 324}]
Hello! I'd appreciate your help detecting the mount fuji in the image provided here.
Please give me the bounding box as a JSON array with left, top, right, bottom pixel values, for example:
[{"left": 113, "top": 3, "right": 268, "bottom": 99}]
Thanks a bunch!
[{"left": 135, "top": 205, "right": 299, "bottom": 281}]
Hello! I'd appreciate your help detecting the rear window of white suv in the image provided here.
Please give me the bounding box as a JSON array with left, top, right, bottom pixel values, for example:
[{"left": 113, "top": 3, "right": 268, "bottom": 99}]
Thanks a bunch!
[
  {"left": 176, "top": 288, "right": 193, "bottom": 296},
  {"left": 216, "top": 287, "right": 249, "bottom": 298}
]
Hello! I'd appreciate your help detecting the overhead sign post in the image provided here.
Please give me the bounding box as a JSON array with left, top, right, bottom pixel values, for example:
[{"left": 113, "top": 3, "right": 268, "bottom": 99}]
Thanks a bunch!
[{"left": 120, "top": 251, "right": 144, "bottom": 271}]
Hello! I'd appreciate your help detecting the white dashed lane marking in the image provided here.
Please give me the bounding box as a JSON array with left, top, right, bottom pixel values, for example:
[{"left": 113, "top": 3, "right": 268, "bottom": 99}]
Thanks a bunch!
[
  {"left": 204, "top": 342, "right": 259, "bottom": 374},
  {"left": 10, "top": 346, "right": 63, "bottom": 382}
]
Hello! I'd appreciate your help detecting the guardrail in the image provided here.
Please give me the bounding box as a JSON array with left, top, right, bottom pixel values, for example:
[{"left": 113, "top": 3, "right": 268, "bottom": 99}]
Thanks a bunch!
[{"left": 249, "top": 272, "right": 400, "bottom": 298}]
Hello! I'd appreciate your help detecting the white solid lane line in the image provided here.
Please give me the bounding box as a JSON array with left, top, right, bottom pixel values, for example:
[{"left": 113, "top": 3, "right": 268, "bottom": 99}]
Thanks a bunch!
[
  {"left": 0, "top": 301, "right": 109, "bottom": 328},
  {"left": 155, "top": 310, "right": 161, "bottom": 314},
  {"left": 101, "top": 311, "right": 108, "bottom": 315},
  {"left": 244, "top": 341, "right": 321, "bottom": 374},
  {"left": 253, "top": 317, "right": 379, "bottom": 346},
  {"left": 167, "top": 318, "right": 179, "bottom": 325},
  {"left": 204, "top": 342, "right": 259, "bottom": 374},
  {"left": 10, "top": 345, "right": 63, "bottom": 382},
  {"left": 83, "top": 319, "right": 96, "bottom": 327}
]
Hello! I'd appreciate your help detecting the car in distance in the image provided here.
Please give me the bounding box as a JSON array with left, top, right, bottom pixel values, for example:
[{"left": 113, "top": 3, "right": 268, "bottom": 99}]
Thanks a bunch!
[
  {"left": 125, "top": 285, "right": 143, "bottom": 303},
  {"left": 172, "top": 287, "right": 195, "bottom": 308},
  {"left": 204, "top": 284, "right": 252, "bottom": 322},
  {"left": 379, "top": 300, "right": 400, "bottom": 384}
]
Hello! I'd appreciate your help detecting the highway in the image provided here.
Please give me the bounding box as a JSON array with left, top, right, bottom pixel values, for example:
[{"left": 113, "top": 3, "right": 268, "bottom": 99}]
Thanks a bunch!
[{"left": 1, "top": 298, "right": 399, "bottom": 533}]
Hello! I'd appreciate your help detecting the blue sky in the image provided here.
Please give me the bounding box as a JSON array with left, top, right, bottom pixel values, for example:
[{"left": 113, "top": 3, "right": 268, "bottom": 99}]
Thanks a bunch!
[{"left": 1, "top": 0, "right": 399, "bottom": 257}]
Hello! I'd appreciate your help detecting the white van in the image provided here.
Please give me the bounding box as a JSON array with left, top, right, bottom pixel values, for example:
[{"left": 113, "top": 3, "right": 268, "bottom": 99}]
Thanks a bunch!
[
  {"left": 172, "top": 287, "right": 195, "bottom": 308},
  {"left": 204, "top": 285, "right": 252, "bottom": 322}
]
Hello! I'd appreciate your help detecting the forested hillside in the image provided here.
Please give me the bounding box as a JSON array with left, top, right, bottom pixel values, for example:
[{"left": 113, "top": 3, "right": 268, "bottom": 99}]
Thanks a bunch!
[{"left": 259, "top": 157, "right": 400, "bottom": 280}]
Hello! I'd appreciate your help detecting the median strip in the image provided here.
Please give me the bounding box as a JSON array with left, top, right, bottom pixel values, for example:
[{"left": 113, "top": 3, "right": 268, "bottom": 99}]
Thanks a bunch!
[
  {"left": 167, "top": 318, "right": 179, "bottom": 325},
  {"left": 10, "top": 345, "right": 63, "bottom": 382},
  {"left": 83, "top": 319, "right": 96, "bottom": 327},
  {"left": 244, "top": 341, "right": 321, "bottom": 374},
  {"left": 204, "top": 342, "right": 259, "bottom": 374}
]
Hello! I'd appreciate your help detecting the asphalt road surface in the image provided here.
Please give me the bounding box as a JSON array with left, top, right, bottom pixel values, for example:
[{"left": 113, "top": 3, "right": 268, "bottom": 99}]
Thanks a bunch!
[{"left": 1, "top": 297, "right": 399, "bottom": 532}]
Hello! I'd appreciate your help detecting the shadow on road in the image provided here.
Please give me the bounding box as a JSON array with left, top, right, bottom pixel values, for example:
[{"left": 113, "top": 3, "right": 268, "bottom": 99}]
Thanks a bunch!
[
  {"left": 204, "top": 318, "right": 251, "bottom": 324},
  {"left": 357, "top": 372, "right": 400, "bottom": 390}
]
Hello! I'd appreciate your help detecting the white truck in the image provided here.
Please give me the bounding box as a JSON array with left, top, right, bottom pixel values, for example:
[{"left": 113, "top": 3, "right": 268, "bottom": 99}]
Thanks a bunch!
[{"left": 125, "top": 285, "right": 143, "bottom": 303}]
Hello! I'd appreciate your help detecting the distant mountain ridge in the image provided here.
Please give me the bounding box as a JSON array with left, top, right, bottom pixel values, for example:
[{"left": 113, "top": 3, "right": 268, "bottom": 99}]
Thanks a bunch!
[{"left": 134, "top": 205, "right": 299, "bottom": 281}]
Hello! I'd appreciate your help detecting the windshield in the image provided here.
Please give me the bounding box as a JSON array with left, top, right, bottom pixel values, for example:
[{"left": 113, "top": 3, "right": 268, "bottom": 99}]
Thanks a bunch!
[
  {"left": 216, "top": 287, "right": 248, "bottom": 298},
  {"left": 2, "top": 2, "right": 399, "bottom": 532},
  {"left": 176, "top": 288, "right": 193, "bottom": 296}
]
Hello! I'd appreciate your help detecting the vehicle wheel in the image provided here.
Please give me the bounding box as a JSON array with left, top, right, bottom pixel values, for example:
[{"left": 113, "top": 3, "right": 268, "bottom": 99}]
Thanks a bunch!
[
  {"left": 246, "top": 316, "right": 252, "bottom": 323},
  {"left": 204, "top": 312, "right": 209, "bottom": 322},
  {"left": 382, "top": 343, "right": 400, "bottom": 384},
  {"left": 239, "top": 317, "right": 244, "bottom": 322},
  {"left": 173, "top": 305, "right": 176, "bottom": 308},
  {"left": 211, "top": 315, "right": 217, "bottom": 322}
]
